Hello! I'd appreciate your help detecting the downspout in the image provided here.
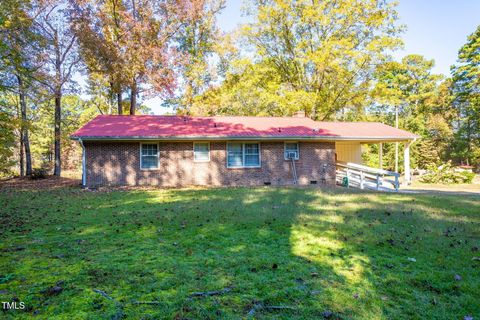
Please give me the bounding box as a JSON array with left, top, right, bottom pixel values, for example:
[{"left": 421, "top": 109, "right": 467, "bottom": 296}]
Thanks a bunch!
[{"left": 78, "top": 138, "right": 86, "bottom": 187}]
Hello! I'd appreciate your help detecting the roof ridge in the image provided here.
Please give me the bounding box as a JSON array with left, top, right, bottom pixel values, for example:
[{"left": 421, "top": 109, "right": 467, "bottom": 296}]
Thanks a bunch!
[
  {"left": 96, "top": 114, "right": 317, "bottom": 119},
  {"left": 96, "top": 115, "right": 392, "bottom": 124}
]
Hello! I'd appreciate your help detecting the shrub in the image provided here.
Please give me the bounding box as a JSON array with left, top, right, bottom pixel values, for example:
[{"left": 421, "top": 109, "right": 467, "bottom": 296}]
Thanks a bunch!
[
  {"left": 459, "top": 171, "right": 475, "bottom": 183},
  {"left": 0, "top": 170, "right": 15, "bottom": 180},
  {"left": 29, "top": 168, "right": 48, "bottom": 180},
  {"left": 420, "top": 161, "right": 475, "bottom": 184}
]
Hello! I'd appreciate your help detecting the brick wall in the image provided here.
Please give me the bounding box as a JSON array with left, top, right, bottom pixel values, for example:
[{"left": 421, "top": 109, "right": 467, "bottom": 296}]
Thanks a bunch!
[{"left": 84, "top": 141, "right": 336, "bottom": 187}]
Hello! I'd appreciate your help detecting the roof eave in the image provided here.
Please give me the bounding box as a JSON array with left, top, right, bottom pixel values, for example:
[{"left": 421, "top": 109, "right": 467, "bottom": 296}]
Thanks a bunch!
[{"left": 71, "top": 135, "right": 419, "bottom": 142}]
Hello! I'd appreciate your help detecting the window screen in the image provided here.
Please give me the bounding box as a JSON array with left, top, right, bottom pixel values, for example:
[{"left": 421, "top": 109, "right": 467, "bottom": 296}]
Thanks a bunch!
[
  {"left": 244, "top": 143, "right": 260, "bottom": 166},
  {"left": 227, "top": 143, "right": 243, "bottom": 167},
  {"left": 194, "top": 142, "right": 210, "bottom": 161},
  {"left": 141, "top": 144, "right": 159, "bottom": 169}
]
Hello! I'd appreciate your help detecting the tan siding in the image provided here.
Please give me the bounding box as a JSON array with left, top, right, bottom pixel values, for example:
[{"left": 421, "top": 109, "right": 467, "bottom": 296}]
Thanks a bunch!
[{"left": 335, "top": 142, "right": 362, "bottom": 164}]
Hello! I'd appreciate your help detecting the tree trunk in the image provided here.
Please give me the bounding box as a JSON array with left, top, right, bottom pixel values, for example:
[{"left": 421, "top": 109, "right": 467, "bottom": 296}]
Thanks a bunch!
[
  {"left": 466, "top": 118, "right": 472, "bottom": 165},
  {"left": 53, "top": 28, "right": 62, "bottom": 177},
  {"left": 23, "top": 123, "right": 33, "bottom": 176},
  {"left": 130, "top": 82, "right": 136, "bottom": 115},
  {"left": 117, "top": 91, "right": 122, "bottom": 115},
  {"left": 19, "top": 131, "right": 24, "bottom": 177},
  {"left": 17, "top": 75, "right": 32, "bottom": 176},
  {"left": 53, "top": 89, "right": 62, "bottom": 176}
]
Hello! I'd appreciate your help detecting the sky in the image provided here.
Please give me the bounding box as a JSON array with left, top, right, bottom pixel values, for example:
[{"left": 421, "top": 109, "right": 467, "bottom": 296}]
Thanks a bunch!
[{"left": 145, "top": 0, "right": 480, "bottom": 114}]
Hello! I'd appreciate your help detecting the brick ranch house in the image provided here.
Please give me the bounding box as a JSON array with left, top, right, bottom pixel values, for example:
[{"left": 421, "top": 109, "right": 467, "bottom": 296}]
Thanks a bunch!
[{"left": 71, "top": 114, "right": 418, "bottom": 188}]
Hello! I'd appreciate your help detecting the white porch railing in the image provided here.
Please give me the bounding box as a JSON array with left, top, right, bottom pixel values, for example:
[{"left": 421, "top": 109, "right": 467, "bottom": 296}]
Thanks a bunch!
[{"left": 336, "top": 161, "right": 400, "bottom": 192}]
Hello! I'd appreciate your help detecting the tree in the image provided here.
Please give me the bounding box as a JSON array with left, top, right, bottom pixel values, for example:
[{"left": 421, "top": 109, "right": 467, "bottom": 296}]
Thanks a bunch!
[
  {"left": 165, "top": 0, "right": 224, "bottom": 113},
  {"left": 17, "top": 75, "right": 34, "bottom": 175},
  {"left": 451, "top": 25, "right": 480, "bottom": 166},
  {"left": 72, "top": 0, "right": 208, "bottom": 116},
  {"left": 373, "top": 55, "right": 442, "bottom": 132},
  {"left": 0, "top": 0, "right": 45, "bottom": 176},
  {"left": 0, "top": 96, "right": 18, "bottom": 177},
  {"left": 28, "top": 94, "right": 90, "bottom": 170},
  {"left": 35, "top": 0, "right": 80, "bottom": 176},
  {"left": 194, "top": 0, "right": 403, "bottom": 119},
  {"left": 421, "top": 79, "right": 455, "bottom": 166},
  {"left": 372, "top": 55, "right": 442, "bottom": 170},
  {"left": 70, "top": 0, "right": 130, "bottom": 115}
]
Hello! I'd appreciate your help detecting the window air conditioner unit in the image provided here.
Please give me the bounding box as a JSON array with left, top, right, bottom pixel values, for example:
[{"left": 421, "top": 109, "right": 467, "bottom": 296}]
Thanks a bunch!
[{"left": 287, "top": 152, "right": 297, "bottom": 159}]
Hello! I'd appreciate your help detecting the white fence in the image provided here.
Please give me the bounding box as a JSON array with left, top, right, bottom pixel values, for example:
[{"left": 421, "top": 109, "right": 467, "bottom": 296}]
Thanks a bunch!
[{"left": 336, "top": 162, "right": 400, "bottom": 192}]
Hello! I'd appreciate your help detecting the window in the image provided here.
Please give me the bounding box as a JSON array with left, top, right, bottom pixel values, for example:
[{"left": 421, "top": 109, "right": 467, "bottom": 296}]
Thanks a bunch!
[
  {"left": 140, "top": 143, "right": 159, "bottom": 169},
  {"left": 227, "top": 143, "right": 260, "bottom": 168},
  {"left": 244, "top": 143, "right": 260, "bottom": 167},
  {"left": 194, "top": 142, "right": 210, "bottom": 162},
  {"left": 227, "top": 143, "right": 243, "bottom": 167},
  {"left": 284, "top": 142, "right": 299, "bottom": 160}
]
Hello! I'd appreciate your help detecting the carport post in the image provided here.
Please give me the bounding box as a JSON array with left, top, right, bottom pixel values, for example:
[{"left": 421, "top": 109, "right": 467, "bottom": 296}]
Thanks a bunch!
[
  {"left": 403, "top": 141, "right": 411, "bottom": 186},
  {"left": 379, "top": 143, "right": 383, "bottom": 169}
]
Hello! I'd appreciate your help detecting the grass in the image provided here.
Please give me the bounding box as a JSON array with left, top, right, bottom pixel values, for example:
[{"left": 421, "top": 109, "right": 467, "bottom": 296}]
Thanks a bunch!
[
  {"left": 407, "top": 174, "right": 480, "bottom": 194},
  {"left": 408, "top": 181, "right": 480, "bottom": 193},
  {"left": 0, "top": 186, "right": 479, "bottom": 319}
]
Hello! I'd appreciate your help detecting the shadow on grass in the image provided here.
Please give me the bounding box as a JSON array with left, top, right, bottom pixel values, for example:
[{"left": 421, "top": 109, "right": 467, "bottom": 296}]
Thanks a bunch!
[{"left": 0, "top": 187, "right": 479, "bottom": 319}]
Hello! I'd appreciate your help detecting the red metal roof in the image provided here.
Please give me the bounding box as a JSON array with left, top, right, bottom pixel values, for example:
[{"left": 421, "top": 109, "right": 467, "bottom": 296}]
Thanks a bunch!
[{"left": 71, "top": 115, "right": 418, "bottom": 141}]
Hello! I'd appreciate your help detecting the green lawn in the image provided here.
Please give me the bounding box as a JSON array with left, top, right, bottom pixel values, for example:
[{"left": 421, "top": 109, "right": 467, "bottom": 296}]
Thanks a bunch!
[
  {"left": 407, "top": 181, "right": 480, "bottom": 194},
  {"left": 0, "top": 186, "right": 479, "bottom": 319}
]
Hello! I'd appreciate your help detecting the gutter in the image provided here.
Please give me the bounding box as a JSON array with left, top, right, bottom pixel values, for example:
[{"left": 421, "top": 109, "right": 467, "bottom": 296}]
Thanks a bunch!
[
  {"left": 70, "top": 135, "right": 419, "bottom": 142},
  {"left": 78, "top": 138, "right": 86, "bottom": 187}
]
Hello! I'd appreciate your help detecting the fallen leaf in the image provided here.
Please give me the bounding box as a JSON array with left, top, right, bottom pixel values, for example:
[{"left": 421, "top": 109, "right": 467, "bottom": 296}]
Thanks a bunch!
[
  {"left": 407, "top": 257, "right": 416, "bottom": 262},
  {"left": 42, "top": 281, "right": 64, "bottom": 296},
  {"left": 454, "top": 274, "right": 462, "bottom": 281},
  {"left": 295, "top": 278, "right": 304, "bottom": 284}
]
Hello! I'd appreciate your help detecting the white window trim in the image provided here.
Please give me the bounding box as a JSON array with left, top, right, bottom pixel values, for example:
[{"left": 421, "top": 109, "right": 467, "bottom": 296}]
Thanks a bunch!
[
  {"left": 226, "top": 142, "right": 261, "bottom": 168},
  {"left": 193, "top": 142, "right": 210, "bottom": 162},
  {"left": 284, "top": 142, "right": 300, "bottom": 160},
  {"left": 140, "top": 142, "right": 160, "bottom": 170}
]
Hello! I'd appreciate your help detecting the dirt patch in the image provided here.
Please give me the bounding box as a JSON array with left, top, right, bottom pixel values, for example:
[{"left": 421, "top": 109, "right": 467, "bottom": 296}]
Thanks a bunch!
[{"left": 0, "top": 176, "right": 81, "bottom": 191}]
